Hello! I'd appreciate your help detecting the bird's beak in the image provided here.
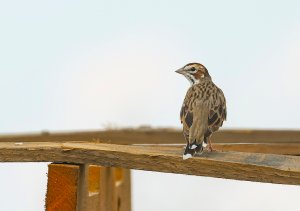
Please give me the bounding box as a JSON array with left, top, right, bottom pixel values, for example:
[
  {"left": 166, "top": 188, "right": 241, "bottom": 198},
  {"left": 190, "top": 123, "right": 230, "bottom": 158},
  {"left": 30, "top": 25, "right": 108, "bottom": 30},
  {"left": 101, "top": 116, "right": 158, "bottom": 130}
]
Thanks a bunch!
[{"left": 175, "top": 68, "right": 185, "bottom": 75}]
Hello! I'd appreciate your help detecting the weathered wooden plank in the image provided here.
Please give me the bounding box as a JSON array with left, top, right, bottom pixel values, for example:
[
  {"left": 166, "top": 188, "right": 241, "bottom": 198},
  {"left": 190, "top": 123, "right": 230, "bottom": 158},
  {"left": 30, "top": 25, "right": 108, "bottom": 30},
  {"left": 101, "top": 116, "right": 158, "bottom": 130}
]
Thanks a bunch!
[
  {"left": 45, "top": 163, "right": 80, "bottom": 211},
  {"left": 215, "top": 143, "right": 300, "bottom": 155},
  {"left": 138, "top": 143, "right": 300, "bottom": 156},
  {"left": 0, "top": 129, "right": 299, "bottom": 144},
  {"left": 1, "top": 142, "right": 300, "bottom": 185}
]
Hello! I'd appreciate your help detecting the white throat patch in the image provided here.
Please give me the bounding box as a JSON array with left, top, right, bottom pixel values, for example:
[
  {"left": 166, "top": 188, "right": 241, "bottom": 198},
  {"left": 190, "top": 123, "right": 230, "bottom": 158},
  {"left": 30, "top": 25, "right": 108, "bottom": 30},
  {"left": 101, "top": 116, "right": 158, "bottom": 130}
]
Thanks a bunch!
[{"left": 184, "top": 74, "right": 200, "bottom": 85}]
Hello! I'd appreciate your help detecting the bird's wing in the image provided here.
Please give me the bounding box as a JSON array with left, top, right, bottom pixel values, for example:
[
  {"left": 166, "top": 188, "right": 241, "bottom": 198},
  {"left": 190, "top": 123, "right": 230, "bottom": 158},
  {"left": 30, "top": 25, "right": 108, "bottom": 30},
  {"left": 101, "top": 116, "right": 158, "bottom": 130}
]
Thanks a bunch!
[{"left": 207, "top": 87, "right": 227, "bottom": 132}]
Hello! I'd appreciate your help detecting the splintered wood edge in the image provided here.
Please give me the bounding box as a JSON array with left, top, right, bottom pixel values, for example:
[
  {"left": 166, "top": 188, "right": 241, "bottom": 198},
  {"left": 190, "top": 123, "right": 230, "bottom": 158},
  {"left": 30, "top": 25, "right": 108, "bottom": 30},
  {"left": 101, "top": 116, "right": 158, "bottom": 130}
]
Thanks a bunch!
[{"left": 1, "top": 142, "right": 300, "bottom": 185}]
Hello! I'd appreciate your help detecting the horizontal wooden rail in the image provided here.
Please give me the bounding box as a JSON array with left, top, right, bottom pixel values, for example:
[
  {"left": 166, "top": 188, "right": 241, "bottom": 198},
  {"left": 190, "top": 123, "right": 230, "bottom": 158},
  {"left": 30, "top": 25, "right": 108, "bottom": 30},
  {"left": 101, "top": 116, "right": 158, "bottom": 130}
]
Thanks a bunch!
[
  {"left": 215, "top": 143, "right": 300, "bottom": 155},
  {"left": 0, "top": 129, "right": 299, "bottom": 144},
  {"left": 1, "top": 142, "right": 300, "bottom": 185},
  {"left": 138, "top": 143, "right": 300, "bottom": 156}
]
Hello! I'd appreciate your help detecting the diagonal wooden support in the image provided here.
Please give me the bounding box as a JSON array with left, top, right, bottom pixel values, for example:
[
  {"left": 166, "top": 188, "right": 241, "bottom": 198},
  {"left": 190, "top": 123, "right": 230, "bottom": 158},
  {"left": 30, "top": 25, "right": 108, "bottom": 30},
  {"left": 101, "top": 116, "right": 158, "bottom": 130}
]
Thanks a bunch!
[{"left": 45, "top": 163, "right": 131, "bottom": 211}]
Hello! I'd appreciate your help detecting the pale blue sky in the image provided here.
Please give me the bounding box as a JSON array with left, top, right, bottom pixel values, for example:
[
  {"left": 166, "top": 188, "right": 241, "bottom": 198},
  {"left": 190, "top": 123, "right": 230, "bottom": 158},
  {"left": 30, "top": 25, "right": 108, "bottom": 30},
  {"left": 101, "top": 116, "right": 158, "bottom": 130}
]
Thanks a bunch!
[
  {"left": 0, "top": 1, "right": 300, "bottom": 210},
  {"left": 1, "top": 0, "right": 300, "bottom": 133}
]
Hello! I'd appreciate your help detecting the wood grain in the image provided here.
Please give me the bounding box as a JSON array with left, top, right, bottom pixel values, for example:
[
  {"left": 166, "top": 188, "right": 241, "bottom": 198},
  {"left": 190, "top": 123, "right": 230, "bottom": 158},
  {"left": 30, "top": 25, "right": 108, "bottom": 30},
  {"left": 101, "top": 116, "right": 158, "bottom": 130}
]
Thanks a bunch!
[
  {"left": 2, "top": 142, "right": 300, "bottom": 185},
  {"left": 86, "top": 165, "right": 101, "bottom": 211},
  {"left": 114, "top": 168, "right": 131, "bottom": 211},
  {"left": 138, "top": 143, "right": 300, "bottom": 156},
  {"left": 88, "top": 165, "right": 101, "bottom": 193},
  {"left": 0, "top": 129, "right": 299, "bottom": 144},
  {"left": 215, "top": 143, "right": 300, "bottom": 155},
  {"left": 77, "top": 164, "right": 89, "bottom": 211},
  {"left": 45, "top": 163, "right": 131, "bottom": 211},
  {"left": 98, "top": 167, "right": 131, "bottom": 211},
  {"left": 46, "top": 164, "right": 80, "bottom": 211}
]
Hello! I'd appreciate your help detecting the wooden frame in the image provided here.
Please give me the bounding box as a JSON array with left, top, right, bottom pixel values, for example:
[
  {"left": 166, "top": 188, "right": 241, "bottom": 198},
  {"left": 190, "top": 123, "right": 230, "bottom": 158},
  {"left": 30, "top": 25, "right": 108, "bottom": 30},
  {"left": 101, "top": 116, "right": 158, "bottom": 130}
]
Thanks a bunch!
[
  {"left": 0, "top": 129, "right": 299, "bottom": 210},
  {"left": 45, "top": 164, "right": 131, "bottom": 211}
]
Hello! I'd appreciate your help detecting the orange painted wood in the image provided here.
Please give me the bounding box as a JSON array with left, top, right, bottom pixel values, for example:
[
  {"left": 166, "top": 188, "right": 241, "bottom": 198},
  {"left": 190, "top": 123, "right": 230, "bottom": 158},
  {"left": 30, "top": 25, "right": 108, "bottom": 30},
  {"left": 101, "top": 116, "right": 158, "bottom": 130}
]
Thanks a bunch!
[{"left": 45, "top": 163, "right": 80, "bottom": 211}]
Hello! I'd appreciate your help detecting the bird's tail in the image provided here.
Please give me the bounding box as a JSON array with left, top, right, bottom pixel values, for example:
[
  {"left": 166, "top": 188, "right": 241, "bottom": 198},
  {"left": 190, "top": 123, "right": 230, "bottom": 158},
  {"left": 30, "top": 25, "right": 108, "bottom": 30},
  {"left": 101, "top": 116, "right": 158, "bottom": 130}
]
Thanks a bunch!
[{"left": 182, "top": 141, "right": 205, "bottom": 160}]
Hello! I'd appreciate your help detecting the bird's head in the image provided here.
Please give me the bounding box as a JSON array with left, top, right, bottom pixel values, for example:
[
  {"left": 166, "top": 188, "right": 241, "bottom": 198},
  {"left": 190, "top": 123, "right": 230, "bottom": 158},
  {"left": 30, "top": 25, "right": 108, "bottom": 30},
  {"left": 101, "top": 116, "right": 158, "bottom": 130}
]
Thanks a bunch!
[{"left": 175, "top": 63, "right": 211, "bottom": 85}]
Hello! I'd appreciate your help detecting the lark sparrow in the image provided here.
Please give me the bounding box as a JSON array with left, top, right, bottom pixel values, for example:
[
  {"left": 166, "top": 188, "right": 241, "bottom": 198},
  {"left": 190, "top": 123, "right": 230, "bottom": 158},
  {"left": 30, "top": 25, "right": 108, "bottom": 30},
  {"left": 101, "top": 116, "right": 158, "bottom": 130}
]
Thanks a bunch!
[{"left": 176, "top": 63, "right": 227, "bottom": 160}]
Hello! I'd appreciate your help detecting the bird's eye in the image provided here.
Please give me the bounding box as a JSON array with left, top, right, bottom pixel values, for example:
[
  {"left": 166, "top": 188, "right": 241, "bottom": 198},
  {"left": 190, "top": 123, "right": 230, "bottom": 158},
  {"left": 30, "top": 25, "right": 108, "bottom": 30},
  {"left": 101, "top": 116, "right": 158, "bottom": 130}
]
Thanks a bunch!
[{"left": 190, "top": 67, "right": 196, "bottom": 72}]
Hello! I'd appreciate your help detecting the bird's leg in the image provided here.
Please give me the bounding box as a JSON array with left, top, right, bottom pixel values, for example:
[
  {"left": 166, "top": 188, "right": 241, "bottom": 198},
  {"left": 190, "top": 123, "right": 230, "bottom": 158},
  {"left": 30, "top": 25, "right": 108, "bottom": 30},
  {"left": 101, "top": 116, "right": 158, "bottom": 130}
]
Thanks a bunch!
[
  {"left": 183, "top": 132, "right": 189, "bottom": 149},
  {"left": 208, "top": 137, "right": 217, "bottom": 152}
]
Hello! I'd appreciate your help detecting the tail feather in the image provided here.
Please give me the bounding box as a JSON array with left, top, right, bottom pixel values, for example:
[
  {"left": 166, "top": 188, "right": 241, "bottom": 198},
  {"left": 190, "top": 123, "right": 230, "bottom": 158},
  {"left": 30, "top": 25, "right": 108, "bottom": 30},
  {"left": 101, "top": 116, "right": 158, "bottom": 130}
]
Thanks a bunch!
[{"left": 183, "top": 142, "right": 204, "bottom": 160}]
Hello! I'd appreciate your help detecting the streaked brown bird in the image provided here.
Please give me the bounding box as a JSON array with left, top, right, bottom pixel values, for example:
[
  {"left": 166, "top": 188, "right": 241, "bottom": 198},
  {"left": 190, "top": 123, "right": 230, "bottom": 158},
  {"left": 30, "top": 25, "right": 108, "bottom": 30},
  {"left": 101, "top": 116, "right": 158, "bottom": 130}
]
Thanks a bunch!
[{"left": 176, "top": 63, "right": 227, "bottom": 159}]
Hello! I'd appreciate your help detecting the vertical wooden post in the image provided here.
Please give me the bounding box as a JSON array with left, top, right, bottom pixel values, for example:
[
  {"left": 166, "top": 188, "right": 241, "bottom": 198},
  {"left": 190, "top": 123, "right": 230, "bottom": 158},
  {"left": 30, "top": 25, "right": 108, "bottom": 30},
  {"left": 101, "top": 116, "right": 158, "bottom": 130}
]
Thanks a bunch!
[
  {"left": 45, "top": 163, "right": 131, "bottom": 211},
  {"left": 45, "top": 163, "right": 80, "bottom": 211},
  {"left": 87, "top": 165, "right": 102, "bottom": 210},
  {"left": 114, "top": 168, "right": 131, "bottom": 211},
  {"left": 77, "top": 164, "right": 89, "bottom": 211},
  {"left": 98, "top": 167, "right": 131, "bottom": 211}
]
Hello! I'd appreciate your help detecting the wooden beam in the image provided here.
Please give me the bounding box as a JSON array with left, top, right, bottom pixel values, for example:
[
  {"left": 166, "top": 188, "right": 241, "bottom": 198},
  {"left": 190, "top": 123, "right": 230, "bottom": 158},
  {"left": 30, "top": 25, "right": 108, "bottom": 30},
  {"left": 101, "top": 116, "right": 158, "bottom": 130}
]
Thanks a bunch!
[
  {"left": 1, "top": 142, "right": 300, "bottom": 185},
  {"left": 138, "top": 143, "right": 300, "bottom": 156},
  {"left": 215, "top": 143, "right": 300, "bottom": 156},
  {"left": 0, "top": 129, "right": 299, "bottom": 144}
]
